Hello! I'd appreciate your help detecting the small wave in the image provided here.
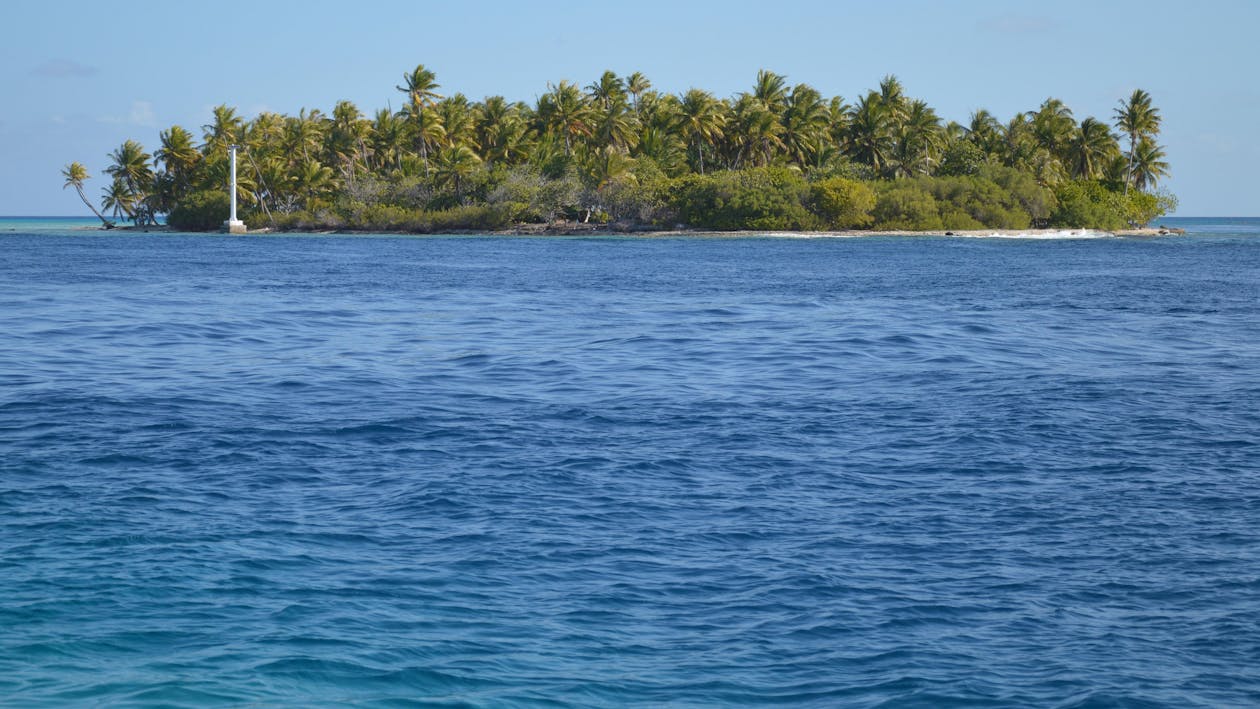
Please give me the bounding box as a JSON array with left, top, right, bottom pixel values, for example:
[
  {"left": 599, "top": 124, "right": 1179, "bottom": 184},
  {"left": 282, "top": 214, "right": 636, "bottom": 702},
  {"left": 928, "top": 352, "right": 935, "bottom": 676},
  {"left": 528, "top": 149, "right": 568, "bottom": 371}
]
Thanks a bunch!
[{"left": 947, "top": 229, "right": 1114, "bottom": 239}]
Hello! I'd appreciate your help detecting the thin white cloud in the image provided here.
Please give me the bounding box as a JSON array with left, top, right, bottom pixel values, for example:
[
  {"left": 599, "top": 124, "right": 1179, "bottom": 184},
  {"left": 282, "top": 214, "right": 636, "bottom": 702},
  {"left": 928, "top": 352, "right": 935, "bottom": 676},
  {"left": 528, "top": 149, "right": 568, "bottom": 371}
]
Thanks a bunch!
[
  {"left": 32, "top": 59, "right": 98, "bottom": 78},
  {"left": 98, "top": 100, "right": 157, "bottom": 127},
  {"left": 129, "top": 101, "right": 155, "bottom": 126}
]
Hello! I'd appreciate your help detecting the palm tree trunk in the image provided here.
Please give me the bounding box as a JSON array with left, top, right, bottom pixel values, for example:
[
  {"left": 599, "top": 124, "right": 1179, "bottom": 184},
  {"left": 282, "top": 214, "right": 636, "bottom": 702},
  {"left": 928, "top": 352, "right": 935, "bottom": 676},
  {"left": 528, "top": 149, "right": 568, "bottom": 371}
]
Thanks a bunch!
[
  {"left": 76, "top": 185, "right": 115, "bottom": 228},
  {"left": 1124, "top": 134, "right": 1135, "bottom": 196}
]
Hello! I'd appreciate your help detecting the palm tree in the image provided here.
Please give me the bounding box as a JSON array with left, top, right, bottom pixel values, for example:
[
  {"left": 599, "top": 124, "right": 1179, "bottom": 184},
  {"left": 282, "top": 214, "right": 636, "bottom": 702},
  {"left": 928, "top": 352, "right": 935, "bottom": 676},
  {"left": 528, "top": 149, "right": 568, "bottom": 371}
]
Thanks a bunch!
[
  {"left": 328, "top": 100, "right": 370, "bottom": 182},
  {"left": 626, "top": 72, "right": 652, "bottom": 112},
  {"left": 966, "top": 109, "right": 1003, "bottom": 156},
  {"left": 586, "top": 70, "right": 626, "bottom": 109},
  {"left": 61, "top": 162, "right": 115, "bottom": 228},
  {"left": 1130, "top": 136, "right": 1169, "bottom": 191},
  {"left": 101, "top": 179, "right": 137, "bottom": 221},
  {"left": 727, "top": 93, "right": 784, "bottom": 168},
  {"left": 397, "top": 64, "right": 442, "bottom": 111},
  {"left": 1066, "top": 117, "right": 1118, "bottom": 180},
  {"left": 845, "top": 92, "right": 893, "bottom": 175},
  {"left": 677, "top": 88, "right": 725, "bottom": 174},
  {"left": 105, "top": 140, "right": 155, "bottom": 224},
  {"left": 370, "top": 108, "right": 406, "bottom": 172},
  {"left": 826, "top": 96, "right": 850, "bottom": 148},
  {"left": 591, "top": 96, "right": 638, "bottom": 154},
  {"left": 892, "top": 99, "right": 942, "bottom": 177},
  {"left": 537, "top": 81, "right": 594, "bottom": 156},
  {"left": 434, "top": 145, "right": 482, "bottom": 200},
  {"left": 877, "top": 75, "right": 910, "bottom": 127},
  {"left": 752, "top": 69, "right": 789, "bottom": 115},
  {"left": 402, "top": 103, "right": 446, "bottom": 173},
  {"left": 476, "top": 96, "right": 528, "bottom": 167},
  {"left": 156, "top": 125, "right": 200, "bottom": 201},
  {"left": 246, "top": 112, "right": 287, "bottom": 161},
  {"left": 781, "top": 84, "right": 828, "bottom": 167},
  {"left": 635, "top": 125, "right": 687, "bottom": 175},
  {"left": 1114, "top": 89, "right": 1162, "bottom": 194},
  {"left": 292, "top": 159, "right": 335, "bottom": 209},
  {"left": 202, "top": 104, "right": 244, "bottom": 157},
  {"left": 436, "top": 94, "right": 477, "bottom": 150},
  {"left": 106, "top": 140, "right": 154, "bottom": 189},
  {"left": 1029, "top": 98, "right": 1076, "bottom": 169}
]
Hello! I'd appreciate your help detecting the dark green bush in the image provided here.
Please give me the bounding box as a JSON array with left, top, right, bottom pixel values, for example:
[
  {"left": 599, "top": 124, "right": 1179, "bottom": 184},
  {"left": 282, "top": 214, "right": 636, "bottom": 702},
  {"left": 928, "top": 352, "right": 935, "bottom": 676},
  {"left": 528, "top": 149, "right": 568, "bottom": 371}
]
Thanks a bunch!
[
  {"left": 872, "top": 182, "right": 943, "bottom": 231},
  {"left": 810, "top": 177, "right": 876, "bottom": 229},
  {"left": 167, "top": 190, "right": 230, "bottom": 231},
  {"left": 672, "top": 167, "right": 817, "bottom": 230},
  {"left": 1051, "top": 181, "right": 1128, "bottom": 230}
]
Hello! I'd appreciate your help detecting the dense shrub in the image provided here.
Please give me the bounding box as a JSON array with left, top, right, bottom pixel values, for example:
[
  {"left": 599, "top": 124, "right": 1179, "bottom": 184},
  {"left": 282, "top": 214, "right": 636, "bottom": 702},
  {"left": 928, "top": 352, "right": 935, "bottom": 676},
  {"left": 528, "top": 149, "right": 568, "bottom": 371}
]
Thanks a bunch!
[
  {"left": 937, "top": 141, "right": 987, "bottom": 177},
  {"left": 924, "top": 175, "right": 1031, "bottom": 230},
  {"left": 872, "top": 182, "right": 944, "bottom": 231},
  {"left": 1126, "top": 190, "right": 1179, "bottom": 227},
  {"left": 427, "top": 204, "right": 514, "bottom": 231},
  {"left": 810, "top": 177, "right": 876, "bottom": 229},
  {"left": 982, "top": 167, "right": 1056, "bottom": 225},
  {"left": 1051, "top": 181, "right": 1129, "bottom": 230},
  {"left": 672, "top": 167, "right": 817, "bottom": 230},
  {"left": 167, "top": 190, "right": 230, "bottom": 231}
]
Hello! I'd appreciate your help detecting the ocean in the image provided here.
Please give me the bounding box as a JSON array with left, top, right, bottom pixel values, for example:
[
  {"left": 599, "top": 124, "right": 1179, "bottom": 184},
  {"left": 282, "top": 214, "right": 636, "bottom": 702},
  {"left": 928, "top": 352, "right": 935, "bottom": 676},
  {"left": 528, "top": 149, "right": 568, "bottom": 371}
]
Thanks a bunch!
[{"left": 2, "top": 217, "right": 1258, "bottom": 706}]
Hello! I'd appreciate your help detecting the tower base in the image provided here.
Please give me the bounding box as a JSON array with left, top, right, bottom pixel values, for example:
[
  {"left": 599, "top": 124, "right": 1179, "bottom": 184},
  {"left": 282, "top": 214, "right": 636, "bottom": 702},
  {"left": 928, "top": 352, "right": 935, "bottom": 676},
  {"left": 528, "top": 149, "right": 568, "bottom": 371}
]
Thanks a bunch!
[{"left": 224, "top": 219, "right": 247, "bottom": 234}]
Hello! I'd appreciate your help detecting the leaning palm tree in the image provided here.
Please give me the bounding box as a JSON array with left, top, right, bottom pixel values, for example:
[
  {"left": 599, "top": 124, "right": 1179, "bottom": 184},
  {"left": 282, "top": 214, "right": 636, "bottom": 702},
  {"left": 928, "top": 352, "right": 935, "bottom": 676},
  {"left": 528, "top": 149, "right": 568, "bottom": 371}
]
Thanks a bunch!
[
  {"left": 61, "top": 162, "right": 115, "bottom": 228},
  {"left": 1114, "top": 89, "right": 1161, "bottom": 194}
]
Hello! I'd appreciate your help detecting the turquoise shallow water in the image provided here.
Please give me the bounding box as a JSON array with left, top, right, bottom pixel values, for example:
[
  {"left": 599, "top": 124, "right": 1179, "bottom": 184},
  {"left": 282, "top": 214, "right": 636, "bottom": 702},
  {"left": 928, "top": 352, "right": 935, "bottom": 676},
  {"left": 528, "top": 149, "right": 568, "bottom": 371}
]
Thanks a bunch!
[{"left": 2, "top": 218, "right": 1259, "bottom": 706}]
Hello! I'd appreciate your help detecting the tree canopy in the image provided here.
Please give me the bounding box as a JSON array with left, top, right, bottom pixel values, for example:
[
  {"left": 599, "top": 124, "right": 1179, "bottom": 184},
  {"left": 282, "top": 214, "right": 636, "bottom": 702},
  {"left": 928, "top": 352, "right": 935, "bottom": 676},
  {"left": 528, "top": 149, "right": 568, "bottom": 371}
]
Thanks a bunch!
[{"left": 73, "top": 64, "right": 1174, "bottom": 231}]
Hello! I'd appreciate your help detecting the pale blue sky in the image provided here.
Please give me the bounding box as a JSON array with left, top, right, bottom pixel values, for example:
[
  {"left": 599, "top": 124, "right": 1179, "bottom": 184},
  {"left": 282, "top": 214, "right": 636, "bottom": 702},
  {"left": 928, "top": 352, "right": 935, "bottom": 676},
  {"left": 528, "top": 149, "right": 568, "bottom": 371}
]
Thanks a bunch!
[{"left": 3, "top": 0, "right": 1256, "bottom": 216}]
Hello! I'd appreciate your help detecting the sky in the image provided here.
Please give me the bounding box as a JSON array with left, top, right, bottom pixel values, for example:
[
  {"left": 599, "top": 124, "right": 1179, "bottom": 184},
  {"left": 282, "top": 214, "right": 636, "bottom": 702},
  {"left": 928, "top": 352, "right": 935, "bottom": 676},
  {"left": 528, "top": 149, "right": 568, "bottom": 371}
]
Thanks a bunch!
[{"left": 2, "top": 0, "right": 1257, "bottom": 216}]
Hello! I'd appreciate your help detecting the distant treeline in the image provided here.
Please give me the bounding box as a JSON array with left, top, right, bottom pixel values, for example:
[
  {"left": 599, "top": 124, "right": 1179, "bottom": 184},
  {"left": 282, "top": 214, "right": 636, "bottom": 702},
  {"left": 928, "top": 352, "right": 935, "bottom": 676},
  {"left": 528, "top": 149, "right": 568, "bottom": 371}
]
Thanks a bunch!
[{"left": 62, "top": 66, "right": 1174, "bottom": 232}]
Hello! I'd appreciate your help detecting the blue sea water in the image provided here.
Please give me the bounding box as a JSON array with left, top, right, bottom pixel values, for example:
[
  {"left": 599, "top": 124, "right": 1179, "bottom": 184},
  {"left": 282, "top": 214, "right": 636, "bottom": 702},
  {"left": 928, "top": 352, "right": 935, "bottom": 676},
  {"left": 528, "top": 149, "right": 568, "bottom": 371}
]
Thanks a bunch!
[{"left": 2, "top": 217, "right": 1259, "bottom": 707}]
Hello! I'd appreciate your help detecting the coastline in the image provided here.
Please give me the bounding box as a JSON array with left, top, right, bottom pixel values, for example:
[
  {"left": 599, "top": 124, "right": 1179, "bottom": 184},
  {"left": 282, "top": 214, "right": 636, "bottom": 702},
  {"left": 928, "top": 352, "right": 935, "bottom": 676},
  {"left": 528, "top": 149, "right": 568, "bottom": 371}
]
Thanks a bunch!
[{"left": 109, "top": 223, "right": 1185, "bottom": 238}]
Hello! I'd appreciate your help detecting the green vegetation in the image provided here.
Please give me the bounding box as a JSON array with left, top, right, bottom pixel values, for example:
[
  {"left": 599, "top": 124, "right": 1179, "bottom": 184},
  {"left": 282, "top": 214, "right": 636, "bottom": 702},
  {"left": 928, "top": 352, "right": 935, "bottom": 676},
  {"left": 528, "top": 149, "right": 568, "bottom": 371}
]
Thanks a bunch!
[{"left": 65, "top": 67, "right": 1175, "bottom": 232}]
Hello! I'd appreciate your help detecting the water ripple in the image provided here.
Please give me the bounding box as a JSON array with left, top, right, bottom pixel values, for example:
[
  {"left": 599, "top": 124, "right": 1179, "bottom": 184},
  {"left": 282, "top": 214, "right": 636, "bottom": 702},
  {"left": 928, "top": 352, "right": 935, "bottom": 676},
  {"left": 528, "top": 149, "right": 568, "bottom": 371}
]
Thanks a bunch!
[{"left": 2, "top": 227, "right": 1260, "bottom": 705}]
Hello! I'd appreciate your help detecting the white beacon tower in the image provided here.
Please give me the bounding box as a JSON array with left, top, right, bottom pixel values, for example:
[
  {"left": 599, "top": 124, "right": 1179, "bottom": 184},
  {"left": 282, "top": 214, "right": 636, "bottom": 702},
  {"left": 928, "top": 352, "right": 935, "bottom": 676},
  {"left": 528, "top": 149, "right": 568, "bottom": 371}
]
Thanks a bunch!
[{"left": 224, "top": 144, "right": 247, "bottom": 234}]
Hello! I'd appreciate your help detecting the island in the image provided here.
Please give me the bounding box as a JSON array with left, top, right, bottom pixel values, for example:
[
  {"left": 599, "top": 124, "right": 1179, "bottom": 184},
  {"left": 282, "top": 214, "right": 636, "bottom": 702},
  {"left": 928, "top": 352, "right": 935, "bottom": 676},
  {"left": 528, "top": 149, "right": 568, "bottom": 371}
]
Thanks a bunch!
[{"left": 63, "top": 66, "right": 1176, "bottom": 235}]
